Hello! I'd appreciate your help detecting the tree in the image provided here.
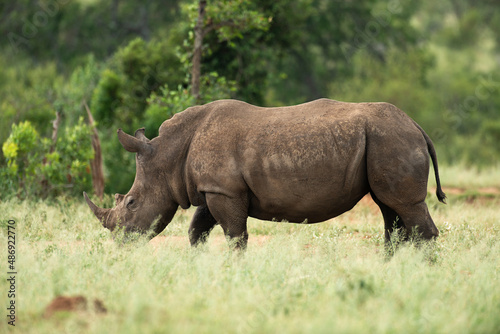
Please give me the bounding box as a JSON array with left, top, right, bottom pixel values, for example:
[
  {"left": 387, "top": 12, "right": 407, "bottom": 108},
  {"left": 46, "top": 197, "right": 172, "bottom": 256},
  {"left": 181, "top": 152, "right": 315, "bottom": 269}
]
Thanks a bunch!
[{"left": 188, "top": 0, "right": 269, "bottom": 102}]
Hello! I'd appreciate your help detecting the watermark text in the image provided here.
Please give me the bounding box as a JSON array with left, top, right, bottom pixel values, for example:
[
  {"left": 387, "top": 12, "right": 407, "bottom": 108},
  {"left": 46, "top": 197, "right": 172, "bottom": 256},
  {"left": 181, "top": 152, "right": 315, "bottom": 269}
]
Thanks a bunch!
[{"left": 6, "top": 220, "right": 16, "bottom": 326}]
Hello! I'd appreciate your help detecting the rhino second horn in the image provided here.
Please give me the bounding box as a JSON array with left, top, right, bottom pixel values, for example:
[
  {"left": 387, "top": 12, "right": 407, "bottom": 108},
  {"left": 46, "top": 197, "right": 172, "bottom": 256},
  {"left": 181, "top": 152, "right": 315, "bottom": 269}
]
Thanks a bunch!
[
  {"left": 134, "top": 127, "right": 150, "bottom": 143},
  {"left": 83, "top": 192, "right": 110, "bottom": 226},
  {"left": 117, "top": 129, "right": 152, "bottom": 154}
]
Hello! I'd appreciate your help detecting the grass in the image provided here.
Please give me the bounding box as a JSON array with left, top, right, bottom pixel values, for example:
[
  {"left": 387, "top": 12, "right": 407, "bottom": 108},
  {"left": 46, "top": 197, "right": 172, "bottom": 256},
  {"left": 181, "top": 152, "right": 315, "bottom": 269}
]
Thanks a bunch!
[
  {"left": 428, "top": 163, "right": 500, "bottom": 189},
  {"left": 0, "top": 174, "right": 499, "bottom": 333}
]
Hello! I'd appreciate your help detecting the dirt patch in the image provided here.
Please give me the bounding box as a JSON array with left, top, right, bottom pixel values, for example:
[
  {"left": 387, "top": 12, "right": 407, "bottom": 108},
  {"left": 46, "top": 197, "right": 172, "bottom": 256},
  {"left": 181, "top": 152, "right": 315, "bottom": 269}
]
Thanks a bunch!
[
  {"left": 476, "top": 187, "right": 500, "bottom": 195},
  {"left": 44, "top": 296, "right": 107, "bottom": 318}
]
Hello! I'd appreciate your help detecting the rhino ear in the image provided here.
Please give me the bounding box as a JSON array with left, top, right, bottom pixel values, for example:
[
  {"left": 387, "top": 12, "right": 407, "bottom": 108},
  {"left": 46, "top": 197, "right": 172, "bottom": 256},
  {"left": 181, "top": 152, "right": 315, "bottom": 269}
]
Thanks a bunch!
[
  {"left": 134, "top": 128, "right": 150, "bottom": 143},
  {"left": 117, "top": 129, "right": 152, "bottom": 155}
]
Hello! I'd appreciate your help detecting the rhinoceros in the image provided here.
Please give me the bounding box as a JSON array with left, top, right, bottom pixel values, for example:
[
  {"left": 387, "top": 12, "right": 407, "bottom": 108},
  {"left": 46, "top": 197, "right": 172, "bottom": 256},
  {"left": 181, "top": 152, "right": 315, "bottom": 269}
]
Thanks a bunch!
[{"left": 84, "top": 99, "right": 446, "bottom": 249}]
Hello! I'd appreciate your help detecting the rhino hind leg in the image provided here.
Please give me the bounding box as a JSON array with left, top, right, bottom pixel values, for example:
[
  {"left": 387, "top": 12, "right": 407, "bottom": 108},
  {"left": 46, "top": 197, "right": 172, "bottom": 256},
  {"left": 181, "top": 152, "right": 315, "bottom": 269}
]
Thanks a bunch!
[
  {"left": 394, "top": 202, "right": 439, "bottom": 240},
  {"left": 188, "top": 205, "right": 218, "bottom": 247},
  {"left": 370, "top": 192, "right": 404, "bottom": 242},
  {"left": 205, "top": 193, "right": 249, "bottom": 250},
  {"left": 370, "top": 187, "right": 439, "bottom": 241},
  {"left": 367, "top": 155, "right": 439, "bottom": 241}
]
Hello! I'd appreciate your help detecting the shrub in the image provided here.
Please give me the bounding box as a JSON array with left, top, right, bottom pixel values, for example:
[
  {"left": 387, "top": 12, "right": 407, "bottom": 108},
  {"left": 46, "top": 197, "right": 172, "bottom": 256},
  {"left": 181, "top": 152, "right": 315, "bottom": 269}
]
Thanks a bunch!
[
  {"left": 0, "top": 118, "right": 93, "bottom": 199},
  {"left": 1, "top": 121, "right": 41, "bottom": 196}
]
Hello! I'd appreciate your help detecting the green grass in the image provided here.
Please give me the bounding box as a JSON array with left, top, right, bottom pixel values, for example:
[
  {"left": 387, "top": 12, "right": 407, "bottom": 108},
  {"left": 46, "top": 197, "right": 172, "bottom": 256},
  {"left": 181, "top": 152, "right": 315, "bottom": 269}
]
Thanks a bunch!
[
  {"left": 428, "top": 163, "right": 500, "bottom": 189},
  {"left": 0, "top": 187, "right": 499, "bottom": 333}
]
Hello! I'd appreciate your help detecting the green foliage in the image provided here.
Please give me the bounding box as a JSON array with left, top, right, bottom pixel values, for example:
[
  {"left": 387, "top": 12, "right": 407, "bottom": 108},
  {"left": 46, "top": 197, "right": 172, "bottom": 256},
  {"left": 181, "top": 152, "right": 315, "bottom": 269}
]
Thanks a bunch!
[
  {"left": 483, "top": 120, "right": 500, "bottom": 144},
  {"left": 0, "top": 118, "right": 93, "bottom": 199},
  {"left": 91, "top": 69, "right": 122, "bottom": 127},
  {"left": 1, "top": 121, "right": 40, "bottom": 186},
  {"left": 145, "top": 72, "right": 236, "bottom": 137},
  {"left": 92, "top": 37, "right": 185, "bottom": 130},
  {"left": 177, "top": 0, "right": 270, "bottom": 103},
  {"left": 144, "top": 86, "right": 194, "bottom": 138},
  {"left": 426, "top": 64, "right": 500, "bottom": 165},
  {"left": 54, "top": 55, "right": 102, "bottom": 127},
  {"left": 184, "top": 0, "right": 270, "bottom": 42},
  {"left": 40, "top": 117, "right": 94, "bottom": 195},
  {"left": 243, "top": 0, "right": 420, "bottom": 104},
  {"left": 1, "top": 0, "right": 182, "bottom": 66},
  {"left": 0, "top": 53, "right": 61, "bottom": 152},
  {"left": 331, "top": 47, "right": 438, "bottom": 122},
  {"left": 0, "top": 54, "right": 100, "bottom": 199}
]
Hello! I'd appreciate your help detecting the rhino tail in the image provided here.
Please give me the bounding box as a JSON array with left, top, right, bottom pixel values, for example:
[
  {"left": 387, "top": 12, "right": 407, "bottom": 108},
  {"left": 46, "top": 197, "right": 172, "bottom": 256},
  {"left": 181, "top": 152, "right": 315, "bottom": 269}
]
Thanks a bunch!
[{"left": 413, "top": 121, "right": 447, "bottom": 204}]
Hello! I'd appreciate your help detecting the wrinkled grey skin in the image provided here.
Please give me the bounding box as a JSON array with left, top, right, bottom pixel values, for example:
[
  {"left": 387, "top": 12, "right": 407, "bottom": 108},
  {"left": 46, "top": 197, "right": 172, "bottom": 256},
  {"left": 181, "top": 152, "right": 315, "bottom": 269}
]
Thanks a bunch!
[{"left": 85, "top": 99, "right": 446, "bottom": 249}]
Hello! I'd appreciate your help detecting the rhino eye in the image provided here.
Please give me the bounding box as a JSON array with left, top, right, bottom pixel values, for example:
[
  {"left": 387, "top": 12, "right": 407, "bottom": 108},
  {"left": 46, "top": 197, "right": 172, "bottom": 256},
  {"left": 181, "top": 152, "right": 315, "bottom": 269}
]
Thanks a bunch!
[{"left": 126, "top": 198, "right": 136, "bottom": 209}]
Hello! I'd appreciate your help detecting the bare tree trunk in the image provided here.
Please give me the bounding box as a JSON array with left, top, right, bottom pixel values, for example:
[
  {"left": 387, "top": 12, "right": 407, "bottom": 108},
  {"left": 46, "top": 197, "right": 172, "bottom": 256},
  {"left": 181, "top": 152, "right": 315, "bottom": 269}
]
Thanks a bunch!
[
  {"left": 41, "top": 111, "right": 61, "bottom": 196},
  {"left": 139, "top": 3, "right": 151, "bottom": 41},
  {"left": 191, "top": 0, "right": 207, "bottom": 103},
  {"left": 50, "top": 111, "right": 61, "bottom": 152},
  {"left": 84, "top": 101, "right": 105, "bottom": 200}
]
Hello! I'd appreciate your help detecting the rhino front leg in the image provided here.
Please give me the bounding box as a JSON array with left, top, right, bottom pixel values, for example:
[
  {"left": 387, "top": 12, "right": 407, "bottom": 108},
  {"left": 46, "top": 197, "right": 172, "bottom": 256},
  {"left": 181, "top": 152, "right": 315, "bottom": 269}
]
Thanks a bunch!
[
  {"left": 188, "top": 205, "right": 218, "bottom": 247},
  {"left": 205, "top": 193, "right": 249, "bottom": 250}
]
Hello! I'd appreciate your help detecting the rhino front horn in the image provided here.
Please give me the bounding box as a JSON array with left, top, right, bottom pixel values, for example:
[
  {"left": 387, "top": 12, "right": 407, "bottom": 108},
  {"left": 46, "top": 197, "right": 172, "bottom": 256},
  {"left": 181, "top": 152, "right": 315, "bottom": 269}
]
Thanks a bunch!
[{"left": 83, "top": 192, "right": 110, "bottom": 226}]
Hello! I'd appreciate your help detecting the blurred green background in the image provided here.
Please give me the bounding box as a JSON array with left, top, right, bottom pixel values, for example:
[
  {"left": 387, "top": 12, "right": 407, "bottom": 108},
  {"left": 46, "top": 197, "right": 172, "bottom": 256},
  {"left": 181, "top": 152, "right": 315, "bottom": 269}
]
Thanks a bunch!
[{"left": 1, "top": 0, "right": 499, "bottom": 199}]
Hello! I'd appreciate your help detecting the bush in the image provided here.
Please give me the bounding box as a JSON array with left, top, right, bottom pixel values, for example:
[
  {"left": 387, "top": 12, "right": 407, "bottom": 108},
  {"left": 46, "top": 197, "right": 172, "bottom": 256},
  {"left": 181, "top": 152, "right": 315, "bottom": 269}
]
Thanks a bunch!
[
  {"left": 1, "top": 121, "right": 41, "bottom": 195},
  {"left": 1, "top": 118, "right": 93, "bottom": 199}
]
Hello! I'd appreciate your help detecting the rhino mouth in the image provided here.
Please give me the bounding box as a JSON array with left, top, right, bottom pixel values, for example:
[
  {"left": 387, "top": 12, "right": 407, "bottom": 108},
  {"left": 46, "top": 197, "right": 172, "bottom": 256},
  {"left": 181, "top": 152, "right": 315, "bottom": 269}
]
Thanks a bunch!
[{"left": 84, "top": 192, "right": 164, "bottom": 241}]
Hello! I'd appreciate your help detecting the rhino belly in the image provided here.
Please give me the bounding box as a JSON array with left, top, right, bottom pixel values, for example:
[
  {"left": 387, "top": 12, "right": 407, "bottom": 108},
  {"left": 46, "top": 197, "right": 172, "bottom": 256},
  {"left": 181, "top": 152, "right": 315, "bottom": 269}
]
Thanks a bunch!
[{"left": 246, "top": 176, "right": 369, "bottom": 224}]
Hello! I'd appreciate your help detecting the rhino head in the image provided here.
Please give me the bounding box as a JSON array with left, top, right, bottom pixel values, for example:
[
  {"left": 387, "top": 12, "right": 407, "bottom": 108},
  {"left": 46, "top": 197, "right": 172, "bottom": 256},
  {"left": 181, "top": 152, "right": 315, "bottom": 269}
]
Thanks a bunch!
[{"left": 84, "top": 128, "right": 179, "bottom": 239}]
